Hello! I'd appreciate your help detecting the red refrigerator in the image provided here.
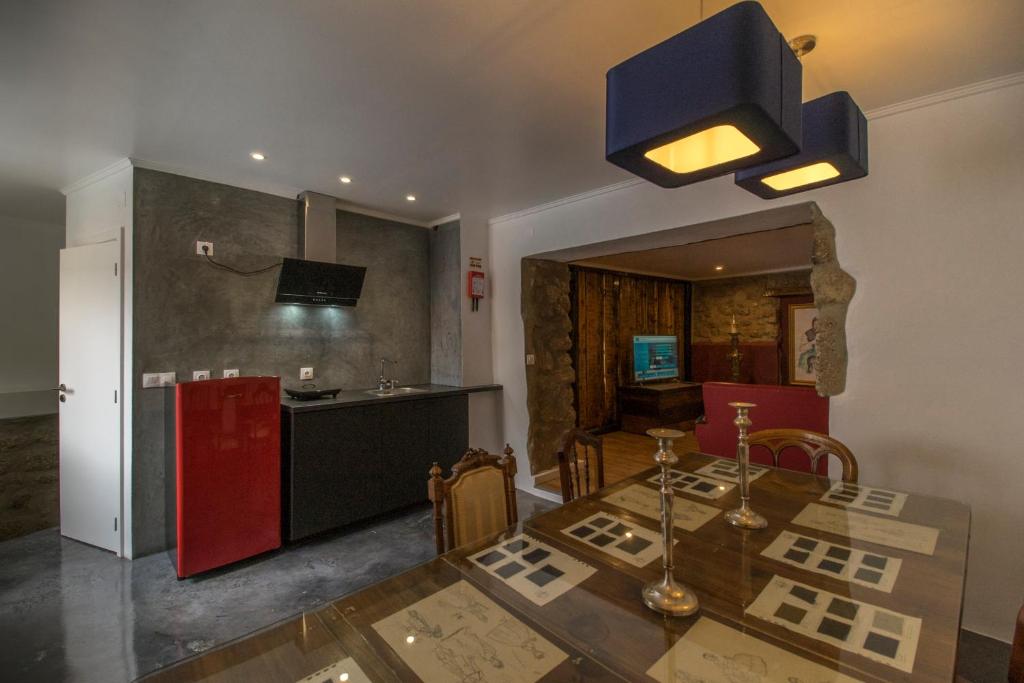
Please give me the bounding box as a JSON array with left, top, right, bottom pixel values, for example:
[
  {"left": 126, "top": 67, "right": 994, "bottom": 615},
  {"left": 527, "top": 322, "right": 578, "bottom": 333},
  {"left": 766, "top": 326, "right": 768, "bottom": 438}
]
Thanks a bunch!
[{"left": 176, "top": 376, "right": 281, "bottom": 578}]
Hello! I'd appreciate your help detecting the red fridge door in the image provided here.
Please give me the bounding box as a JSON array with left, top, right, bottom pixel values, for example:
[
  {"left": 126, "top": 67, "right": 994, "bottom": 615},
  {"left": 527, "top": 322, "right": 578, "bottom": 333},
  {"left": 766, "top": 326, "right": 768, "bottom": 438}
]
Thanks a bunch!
[{"left": 176, "top": 376, "right": 281, "bottom": 578}]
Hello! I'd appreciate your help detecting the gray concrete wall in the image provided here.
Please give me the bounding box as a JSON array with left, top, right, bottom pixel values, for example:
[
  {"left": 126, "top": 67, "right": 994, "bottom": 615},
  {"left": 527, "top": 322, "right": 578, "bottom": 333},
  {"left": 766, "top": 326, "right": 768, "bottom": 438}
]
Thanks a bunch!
[
  {"left": 131, "top": 168, "right": 430, "bottom": 556},
  {"left": 429, "top": 220, "right": 462, "bottom": 385},
  {"left": 0, "top": 414, "right": 58, "bottom": 540}
]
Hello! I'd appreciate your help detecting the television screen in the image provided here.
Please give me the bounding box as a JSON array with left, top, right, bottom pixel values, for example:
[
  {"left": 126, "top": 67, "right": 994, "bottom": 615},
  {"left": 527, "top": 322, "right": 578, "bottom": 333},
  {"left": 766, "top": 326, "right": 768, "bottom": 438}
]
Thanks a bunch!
[{"left": 633, "top": 335, "right": 679, "bottom": 382}]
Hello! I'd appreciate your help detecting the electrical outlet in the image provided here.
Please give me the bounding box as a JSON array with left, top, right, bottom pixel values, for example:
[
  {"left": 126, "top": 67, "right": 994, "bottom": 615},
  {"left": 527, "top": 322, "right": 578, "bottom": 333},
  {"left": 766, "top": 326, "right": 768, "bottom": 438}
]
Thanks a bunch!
[
  {"left": 222, "top": 368, "right": 239, "bottom": 378},
  {"left": 196, "top": 241, "right": 213, "bottom": 256},
  {"left": 193, "top": 370, "right": 211, "bottom": 381},
  {"left": 525, "top": 354, "right": 536, "bottom": 366},
  {"left": 300, "top": 367, "right": 314, "bottom": 380}
]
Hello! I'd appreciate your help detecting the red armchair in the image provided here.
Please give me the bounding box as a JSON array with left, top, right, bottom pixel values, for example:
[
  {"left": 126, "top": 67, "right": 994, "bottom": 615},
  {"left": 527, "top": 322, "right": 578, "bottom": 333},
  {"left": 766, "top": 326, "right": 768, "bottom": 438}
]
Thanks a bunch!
[{"left": 695, "top": 382, "right": 830, "bottom": 474}]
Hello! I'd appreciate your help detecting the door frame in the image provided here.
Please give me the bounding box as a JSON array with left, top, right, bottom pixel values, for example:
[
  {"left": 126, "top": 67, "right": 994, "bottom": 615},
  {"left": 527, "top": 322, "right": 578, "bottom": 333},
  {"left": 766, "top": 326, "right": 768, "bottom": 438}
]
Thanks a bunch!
[{"left": 60, "top": 227, "right": 126, "bottom": 556}]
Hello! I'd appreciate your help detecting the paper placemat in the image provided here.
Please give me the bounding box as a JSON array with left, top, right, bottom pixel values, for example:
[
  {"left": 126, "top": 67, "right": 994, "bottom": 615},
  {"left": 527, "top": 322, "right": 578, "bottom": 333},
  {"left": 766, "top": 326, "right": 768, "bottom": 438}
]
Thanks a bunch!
[
  {"left": 821, "top": 482, "right": 908, "bottom": 517},
  {"left": 762, "top": 530, "right": 902, "bottom": 592},
  {"left": 793, "top": 503, "right": 938, "bottom": 555},
  {"left": 647, "top": 617, "right": 860, "bottom": 682},
  {"left": 747, "top": 575, "right": 921, "bottom": 673},
  {"left": 296, "top": 657, "right": 372, "bottom": 683},
  {"left": 561, "top": 511, "right": 666, "bottom": 567},
  {"left": 602, "top": 483, "right": 719, "bottom": 532},
  {"left": 469, "top": 534, "right": 596, "bottom": 606},
  {"left": 647, "top": 469, "right": 735, "bottom": 500},
  {"left": 372, "top": 580, "right": 567, "bottom": 682}
]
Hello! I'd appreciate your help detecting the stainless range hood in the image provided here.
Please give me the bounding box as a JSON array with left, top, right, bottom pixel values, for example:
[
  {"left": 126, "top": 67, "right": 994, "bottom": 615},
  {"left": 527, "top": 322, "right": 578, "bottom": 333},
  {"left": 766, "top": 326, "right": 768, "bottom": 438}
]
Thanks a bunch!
[{"left": 275, "top": 191, "right": 366, "bottom": 306}]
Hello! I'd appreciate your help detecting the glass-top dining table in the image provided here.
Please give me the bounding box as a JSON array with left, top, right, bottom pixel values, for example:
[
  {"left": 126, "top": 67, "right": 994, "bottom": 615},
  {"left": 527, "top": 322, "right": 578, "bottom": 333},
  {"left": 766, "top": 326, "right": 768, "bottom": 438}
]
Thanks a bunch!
[{"left": 142, "top": 451, "right": 970, "bottom": 682}]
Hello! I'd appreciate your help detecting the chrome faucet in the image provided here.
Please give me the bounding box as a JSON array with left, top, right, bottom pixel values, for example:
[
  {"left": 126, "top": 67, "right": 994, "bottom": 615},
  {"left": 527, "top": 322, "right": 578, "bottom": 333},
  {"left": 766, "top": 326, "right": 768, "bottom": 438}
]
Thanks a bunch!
[{"left": 378, "top": 358, "right": 398, "bottom": 390}]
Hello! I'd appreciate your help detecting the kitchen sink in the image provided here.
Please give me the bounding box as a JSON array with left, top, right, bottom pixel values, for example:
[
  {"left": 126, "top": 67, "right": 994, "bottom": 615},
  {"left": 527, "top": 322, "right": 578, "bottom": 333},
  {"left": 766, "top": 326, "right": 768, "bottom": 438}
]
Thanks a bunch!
[{"left": 365, "top": 386, "right": 428, "bottom": 397}]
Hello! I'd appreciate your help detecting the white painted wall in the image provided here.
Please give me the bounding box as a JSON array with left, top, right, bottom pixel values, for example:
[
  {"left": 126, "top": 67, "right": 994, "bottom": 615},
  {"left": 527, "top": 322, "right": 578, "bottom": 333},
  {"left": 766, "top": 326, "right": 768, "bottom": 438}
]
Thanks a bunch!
[
  {"left": 63, "top": 159, "right": 134, "bottom": 558},
  {"left": 485, "top": 78, "right": 1024, "bottom": 641},
  {"left": 0, "top": 215, "right": 65, "bottom": 419}
]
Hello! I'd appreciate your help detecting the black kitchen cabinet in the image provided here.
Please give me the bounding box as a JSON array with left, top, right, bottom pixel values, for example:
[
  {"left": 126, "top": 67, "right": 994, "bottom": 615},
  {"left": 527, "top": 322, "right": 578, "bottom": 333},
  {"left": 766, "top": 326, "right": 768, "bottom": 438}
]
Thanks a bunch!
[{"left": 282, "top": 394, "right": 469, "bottom": 541}]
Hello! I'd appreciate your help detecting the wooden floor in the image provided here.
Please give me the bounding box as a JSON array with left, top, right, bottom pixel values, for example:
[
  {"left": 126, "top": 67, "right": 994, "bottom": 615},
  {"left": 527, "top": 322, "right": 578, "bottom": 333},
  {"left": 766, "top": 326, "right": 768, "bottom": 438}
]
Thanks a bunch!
[{"left": 538, "top": 429, "right": 700, "bottom": 496}]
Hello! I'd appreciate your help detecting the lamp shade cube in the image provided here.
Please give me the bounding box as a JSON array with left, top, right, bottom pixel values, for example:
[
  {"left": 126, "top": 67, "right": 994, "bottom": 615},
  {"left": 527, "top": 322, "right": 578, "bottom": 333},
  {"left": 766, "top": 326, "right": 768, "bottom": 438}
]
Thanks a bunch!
[
  {"left": 605, "top": 1, "right": 802, "bottom": 188},
  {"left": 735, "top": 91, "right": 868, "bottom": 198}
]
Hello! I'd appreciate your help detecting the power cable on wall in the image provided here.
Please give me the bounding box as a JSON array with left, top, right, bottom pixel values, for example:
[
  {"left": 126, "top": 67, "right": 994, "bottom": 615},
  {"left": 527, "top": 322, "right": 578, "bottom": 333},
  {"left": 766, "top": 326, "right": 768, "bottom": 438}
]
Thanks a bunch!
[{"left": 200, "top": 245, "right": 282, "bottom": 276}]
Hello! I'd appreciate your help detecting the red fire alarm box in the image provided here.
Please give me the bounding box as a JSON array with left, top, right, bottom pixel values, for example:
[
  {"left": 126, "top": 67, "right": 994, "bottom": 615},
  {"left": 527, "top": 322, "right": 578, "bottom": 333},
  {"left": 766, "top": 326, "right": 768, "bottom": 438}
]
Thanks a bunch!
[{"left": 468, "top": 270, "right": 485, "bottom": 311}]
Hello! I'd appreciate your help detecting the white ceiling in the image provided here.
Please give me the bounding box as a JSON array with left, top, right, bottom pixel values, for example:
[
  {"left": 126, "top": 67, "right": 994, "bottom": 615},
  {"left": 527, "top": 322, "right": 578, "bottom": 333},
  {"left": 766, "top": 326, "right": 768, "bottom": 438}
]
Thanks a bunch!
[
  {"left": 573, "top": 224, "right": 814, "bottom": 280},
  {"left": 2, "top": 0, "right": 1023, "bottom": 226}
]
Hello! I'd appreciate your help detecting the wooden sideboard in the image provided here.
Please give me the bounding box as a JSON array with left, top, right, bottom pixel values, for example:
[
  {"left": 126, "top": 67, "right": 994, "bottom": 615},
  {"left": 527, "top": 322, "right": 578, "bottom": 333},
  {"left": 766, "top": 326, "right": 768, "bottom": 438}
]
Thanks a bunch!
[{"left": 618, "top": 380, "right": 703, "bottom": 434}]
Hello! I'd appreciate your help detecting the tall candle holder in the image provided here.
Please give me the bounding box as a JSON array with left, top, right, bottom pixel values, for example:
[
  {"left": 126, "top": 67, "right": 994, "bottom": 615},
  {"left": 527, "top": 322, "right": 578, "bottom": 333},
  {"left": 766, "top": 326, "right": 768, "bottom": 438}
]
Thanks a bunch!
[
  {"left": 724, "top": 402, "right": 768, "bottom": 530},
  {"left": 641, "top": 428, "right": 700, "bottom": 617}
]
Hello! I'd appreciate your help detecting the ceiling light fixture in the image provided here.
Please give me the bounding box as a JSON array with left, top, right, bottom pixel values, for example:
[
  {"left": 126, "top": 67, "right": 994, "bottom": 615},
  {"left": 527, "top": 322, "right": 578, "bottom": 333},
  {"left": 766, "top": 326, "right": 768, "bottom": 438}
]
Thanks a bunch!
[
  {"left": 250, "top": 152, "right": 265, "bottom": 161},
  {"left": 734, "top": 91, "right": 868, "bottom": 198},
  {"left": 405, "top": 195, "right": 416, "bottom": 202},
  {"left": 605, "top": 1, "right": 802, "bottom": 188},
  {"left": 339, "top": 176, "right": 352, "bottom": 184},
  {"left": 714, "top": 265, "right": 725, "bottom": 271}
]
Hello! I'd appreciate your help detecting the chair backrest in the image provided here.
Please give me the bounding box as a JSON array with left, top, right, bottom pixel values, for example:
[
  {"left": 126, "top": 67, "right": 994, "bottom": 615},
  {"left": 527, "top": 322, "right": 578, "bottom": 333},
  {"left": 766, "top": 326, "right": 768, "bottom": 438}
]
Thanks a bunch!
[
  {"left": 428, "top": 445, "right": 518, "bottom": 555},
  {"left": 748, "top": 429, "right": 858, "bottom": 483},
  {"left": 556, "top": 429, "right": 605, "bottom": 503},
  {"left": 695, "top": 382, "right": 830, "bottom": 474},
  {"left": 1011, "top": 603, "right": 1024, "bottom": 683}
]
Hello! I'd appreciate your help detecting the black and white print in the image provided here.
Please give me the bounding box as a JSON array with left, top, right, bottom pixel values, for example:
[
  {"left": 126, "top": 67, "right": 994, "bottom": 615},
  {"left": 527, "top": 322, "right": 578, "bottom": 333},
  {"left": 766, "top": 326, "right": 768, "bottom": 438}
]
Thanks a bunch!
[
  {"left": 646, "top": 469, "right": 736, "bottom": 500},
  {"left": 560, "top": 512, "right": 665, "bottom": 567},
  {"left": 821, "top": 482, "right": 908, "bottom": 517},
  {"left": 695, "top": 458, "right": 770, "bottom": 484},
  {"left": 762, "top": 530, "right": 903, "bottom": 592},
  {"left": 746, "top": 575, "right": 921, "bottom": 673},
  {"left": 469, "top": 534, "right": 596, "bottom": 606}
]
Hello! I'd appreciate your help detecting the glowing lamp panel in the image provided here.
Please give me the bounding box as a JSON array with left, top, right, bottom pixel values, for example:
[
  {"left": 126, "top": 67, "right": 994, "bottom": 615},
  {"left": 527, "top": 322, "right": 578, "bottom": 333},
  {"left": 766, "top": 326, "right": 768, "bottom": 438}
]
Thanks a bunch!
[
  {"left": 761, "top": 162, "right": 840, "bottom": 191},
  {"left": 644, "top": 125, "right": 760, "bottom": 174}
]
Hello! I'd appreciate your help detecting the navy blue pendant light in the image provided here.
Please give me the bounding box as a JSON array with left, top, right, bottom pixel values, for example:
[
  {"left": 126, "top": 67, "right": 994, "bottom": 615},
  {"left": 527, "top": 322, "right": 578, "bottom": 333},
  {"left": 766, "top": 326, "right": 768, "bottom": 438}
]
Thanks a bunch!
[
  {"left": 735, "top": 91, "right": 868, "bottom": 198},
  {"left": 605, "top": 1, "right": 803, "bottom": 188}
]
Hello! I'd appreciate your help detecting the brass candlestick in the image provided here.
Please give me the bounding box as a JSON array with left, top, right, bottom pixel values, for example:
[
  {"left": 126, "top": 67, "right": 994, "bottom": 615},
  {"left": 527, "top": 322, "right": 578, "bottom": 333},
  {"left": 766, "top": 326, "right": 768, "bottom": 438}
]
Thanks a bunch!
[
  {"left": 724, "top": 402, "right": 767, "bottom": 530},
  {"left": 642, "top": 428, "right": 700, "bottom": 617}
]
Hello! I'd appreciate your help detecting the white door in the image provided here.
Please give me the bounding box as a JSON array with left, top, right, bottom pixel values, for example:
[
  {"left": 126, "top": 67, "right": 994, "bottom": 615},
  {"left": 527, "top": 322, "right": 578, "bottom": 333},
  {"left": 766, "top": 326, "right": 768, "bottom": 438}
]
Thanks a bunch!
[{"left": 59, "top": 238, "right": 121, "bottom": 553}]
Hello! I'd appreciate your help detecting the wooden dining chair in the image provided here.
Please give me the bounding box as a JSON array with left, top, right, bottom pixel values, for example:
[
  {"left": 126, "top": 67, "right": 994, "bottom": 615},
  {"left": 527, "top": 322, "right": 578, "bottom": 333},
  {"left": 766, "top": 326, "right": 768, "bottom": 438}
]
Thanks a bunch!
[
  {"left": 556, "top": 429, "right": 605, "bottom": 503},
  {"left": 428, "top": 445, "right": 518, "bottom": 555},
  {"left": 748, "top": 428, "right": 859, "bottom": 483}
]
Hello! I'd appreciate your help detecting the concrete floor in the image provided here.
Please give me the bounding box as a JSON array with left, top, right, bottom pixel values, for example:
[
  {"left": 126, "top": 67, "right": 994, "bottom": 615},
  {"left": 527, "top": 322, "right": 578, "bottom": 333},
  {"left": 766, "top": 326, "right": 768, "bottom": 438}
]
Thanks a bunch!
[
  {"left": 0, "top": 490, "right": 1011, "bottom": 682},
  {"left": 0, "top": 492, "right": 557, "bottom": 682}
]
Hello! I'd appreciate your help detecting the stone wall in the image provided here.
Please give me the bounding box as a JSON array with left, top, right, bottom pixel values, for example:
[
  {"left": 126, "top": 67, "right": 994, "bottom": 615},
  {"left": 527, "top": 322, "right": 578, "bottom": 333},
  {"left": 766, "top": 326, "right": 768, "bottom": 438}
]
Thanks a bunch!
[
  {"left": 692, "top": 270, "right": 812, "bottom": 343},
  {"left": 0, "top": 414, "right": 58, "bottom": 540},
  {"left": 521, "top": 258, "right": 575, "bottom": 474}
]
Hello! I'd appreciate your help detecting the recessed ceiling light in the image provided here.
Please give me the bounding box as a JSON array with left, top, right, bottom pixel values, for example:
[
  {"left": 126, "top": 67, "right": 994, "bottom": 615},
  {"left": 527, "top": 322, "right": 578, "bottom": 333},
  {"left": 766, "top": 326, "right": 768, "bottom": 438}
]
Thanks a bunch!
[
  {"left": 250, "top": 151, "right": 265, "bottom": 161},
  {"left": 714, "top": 265, "right": 725, "bottom": 271},
  {"left": 406, "top": 195, "right": 416, "bottom": 202},
  {"left": 339, "top": 176, "right": 352, "bottom": 184}
]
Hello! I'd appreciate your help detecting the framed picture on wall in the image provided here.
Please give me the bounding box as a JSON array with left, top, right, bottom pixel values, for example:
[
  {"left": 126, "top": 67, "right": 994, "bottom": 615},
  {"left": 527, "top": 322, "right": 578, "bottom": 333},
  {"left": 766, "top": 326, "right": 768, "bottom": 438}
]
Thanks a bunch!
[{"left": 786, "top": 301, "right": 819, "bottom": 386}]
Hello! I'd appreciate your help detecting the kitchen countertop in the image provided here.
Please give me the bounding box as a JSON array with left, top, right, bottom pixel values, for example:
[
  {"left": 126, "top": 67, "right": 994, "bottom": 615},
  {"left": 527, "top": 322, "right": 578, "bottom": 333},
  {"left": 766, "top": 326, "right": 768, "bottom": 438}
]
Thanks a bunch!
[{"left": 280, "top": 383, "right": 502, "bottom": 413}]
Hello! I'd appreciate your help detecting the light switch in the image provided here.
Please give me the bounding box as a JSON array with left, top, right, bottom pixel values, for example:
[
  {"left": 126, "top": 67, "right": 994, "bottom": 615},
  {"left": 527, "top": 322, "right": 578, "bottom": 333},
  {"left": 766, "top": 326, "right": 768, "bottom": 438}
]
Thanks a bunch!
[
  {"left": 143, "top": 372, "right": 177, "bottom": 388},
  {"left": 300, "top": 367, "right": 314, "bottom": 380},
  {"left": 525, "top": 354, "right": 536, "bottom": 366}
]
